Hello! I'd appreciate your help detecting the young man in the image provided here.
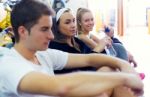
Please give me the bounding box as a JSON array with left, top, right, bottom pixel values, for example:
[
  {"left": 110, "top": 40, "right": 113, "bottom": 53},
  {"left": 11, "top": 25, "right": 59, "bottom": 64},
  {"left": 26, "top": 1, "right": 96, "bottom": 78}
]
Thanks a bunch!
[{"left": 0, "top": 0, "right": 143, "bottom": 97}]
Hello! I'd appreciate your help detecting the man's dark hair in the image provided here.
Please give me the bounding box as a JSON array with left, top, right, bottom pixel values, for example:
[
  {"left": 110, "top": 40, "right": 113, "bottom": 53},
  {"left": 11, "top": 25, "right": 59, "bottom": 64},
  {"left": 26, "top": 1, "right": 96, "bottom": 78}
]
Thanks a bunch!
[{"left": 11, "top": 0, "right": 54, "bottom": 42}]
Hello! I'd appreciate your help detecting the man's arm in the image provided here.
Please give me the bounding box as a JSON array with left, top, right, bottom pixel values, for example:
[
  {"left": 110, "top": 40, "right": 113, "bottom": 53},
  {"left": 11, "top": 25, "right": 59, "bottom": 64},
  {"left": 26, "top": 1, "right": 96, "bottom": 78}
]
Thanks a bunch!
[
  {"left": 65, "top": 53, "right": 136, "bottom": 73},
  {"left": 127, "top": 51, "right": 137, "bottom": 67},
  {"left": 18, "top": 71, "right": 143, "bottom": 97}
]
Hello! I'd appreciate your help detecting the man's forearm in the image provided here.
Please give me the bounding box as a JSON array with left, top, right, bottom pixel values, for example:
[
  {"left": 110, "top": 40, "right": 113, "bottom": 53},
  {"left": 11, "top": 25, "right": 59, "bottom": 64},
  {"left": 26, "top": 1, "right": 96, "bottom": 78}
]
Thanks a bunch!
[
  {"left": 19, "top": 71, "right": 143, "bottom": 97},
  {"left": 87, "top": 54, "right": 133, "bottom": 72},
  {"left": 59, "top": 72, "right": 143, "bottom": 97},
  {"left": 54, "top": 72, "right": 127, "bottom": 97},
  {"left": 19, "top": 71, "right": 126, "bottom": 96}
]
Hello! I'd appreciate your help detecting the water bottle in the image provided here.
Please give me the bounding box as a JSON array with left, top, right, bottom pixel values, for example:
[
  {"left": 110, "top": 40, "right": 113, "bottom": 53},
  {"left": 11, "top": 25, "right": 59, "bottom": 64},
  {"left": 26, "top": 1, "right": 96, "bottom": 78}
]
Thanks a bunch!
[
  {"left": 99, "top": 31, "right": 117, "bottom": 56},
  {"left": 105, "top": 46, "right": 117, "bottom": 57}
]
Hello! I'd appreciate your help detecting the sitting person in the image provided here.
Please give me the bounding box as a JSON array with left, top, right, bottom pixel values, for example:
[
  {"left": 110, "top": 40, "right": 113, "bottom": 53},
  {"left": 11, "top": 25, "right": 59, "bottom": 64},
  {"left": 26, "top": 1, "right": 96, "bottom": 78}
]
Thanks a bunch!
[
  {"left": 76, "top": 8, "right": 128, "bottom": 60},
  {"left": 0, "top": 0, "right": 143, "bottom": 97},
  {"left": 49, "top": 8, "right": 103, "bottom": 73},
  {"left": 104, "top": 25, "right": 137, "bottom": 67},
  {"left": 49, "top": 8, "right": 142, "bottom": 97}
]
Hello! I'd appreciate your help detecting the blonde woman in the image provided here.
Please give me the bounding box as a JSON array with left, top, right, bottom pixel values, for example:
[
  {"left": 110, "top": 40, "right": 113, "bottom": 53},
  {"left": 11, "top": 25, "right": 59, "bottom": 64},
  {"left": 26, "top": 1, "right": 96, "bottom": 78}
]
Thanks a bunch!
[
  {"left": 76, "top": 7, "right": 142, "bottom": 97},
  {"left": 76, "top": 8, "right": 128, "bottom": 60}
]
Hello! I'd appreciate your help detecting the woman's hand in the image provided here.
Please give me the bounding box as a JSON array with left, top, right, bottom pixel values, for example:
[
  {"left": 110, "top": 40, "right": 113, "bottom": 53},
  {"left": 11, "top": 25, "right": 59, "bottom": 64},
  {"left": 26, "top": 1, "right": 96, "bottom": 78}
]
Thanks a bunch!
[{"left": 99, "top": 36, "right": 112, "bottom": 48}]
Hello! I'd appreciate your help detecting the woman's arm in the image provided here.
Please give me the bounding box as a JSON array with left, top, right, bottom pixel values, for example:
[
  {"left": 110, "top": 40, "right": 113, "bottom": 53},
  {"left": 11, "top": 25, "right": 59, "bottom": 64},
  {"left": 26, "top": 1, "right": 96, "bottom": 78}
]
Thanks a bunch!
[
  {"left": 90, "top": 34, "right": 101, "bottom": 44},
  {"left": 78, "top": 34, "right": 106, "bottom": 52},
  {"left": 78, "top": 34, "right": 97, "bottom": 49}
]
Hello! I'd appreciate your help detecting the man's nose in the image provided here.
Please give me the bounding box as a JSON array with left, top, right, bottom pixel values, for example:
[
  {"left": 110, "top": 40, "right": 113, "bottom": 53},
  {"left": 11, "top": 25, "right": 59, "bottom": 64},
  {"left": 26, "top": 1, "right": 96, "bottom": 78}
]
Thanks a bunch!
[{"left": 47, "top": 31, "right": 54, "bottom": 40}]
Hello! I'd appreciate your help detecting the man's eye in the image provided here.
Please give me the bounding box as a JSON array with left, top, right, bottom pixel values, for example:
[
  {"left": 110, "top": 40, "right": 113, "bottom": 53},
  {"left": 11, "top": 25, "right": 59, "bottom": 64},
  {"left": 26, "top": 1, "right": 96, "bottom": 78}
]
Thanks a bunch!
[
  {"left": 41, "top": 28, "right": 49, "bottom": 31},
  {"left": 41, "top": 29, "right": 47, "bottom": 31}
]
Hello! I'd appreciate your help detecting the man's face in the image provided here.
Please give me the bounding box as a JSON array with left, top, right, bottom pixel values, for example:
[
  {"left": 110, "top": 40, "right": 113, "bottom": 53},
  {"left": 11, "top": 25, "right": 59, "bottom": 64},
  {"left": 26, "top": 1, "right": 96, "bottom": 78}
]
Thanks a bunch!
[{"left": 24, "top": 15, "right": 54, "bottom": 51}]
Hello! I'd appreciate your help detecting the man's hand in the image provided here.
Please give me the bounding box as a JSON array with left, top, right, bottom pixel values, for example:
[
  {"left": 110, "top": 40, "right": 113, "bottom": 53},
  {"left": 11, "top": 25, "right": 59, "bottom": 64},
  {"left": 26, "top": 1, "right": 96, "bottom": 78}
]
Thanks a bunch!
[{"left": 128, "top": 52, "right": 137, "bottom": 67}]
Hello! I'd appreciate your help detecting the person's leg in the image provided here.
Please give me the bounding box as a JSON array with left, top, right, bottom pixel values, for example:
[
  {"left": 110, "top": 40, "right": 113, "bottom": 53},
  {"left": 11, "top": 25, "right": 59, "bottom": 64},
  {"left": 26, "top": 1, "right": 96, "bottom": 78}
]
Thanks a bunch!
[
  {"left": 112, "top": 43, "right": 128, "bottom": 61},
  {"left": 97, "top": 66, "right": 115, "bottom": 97},
  {"left": 97, "top": 66, "right": 138, "bottom": 97}
]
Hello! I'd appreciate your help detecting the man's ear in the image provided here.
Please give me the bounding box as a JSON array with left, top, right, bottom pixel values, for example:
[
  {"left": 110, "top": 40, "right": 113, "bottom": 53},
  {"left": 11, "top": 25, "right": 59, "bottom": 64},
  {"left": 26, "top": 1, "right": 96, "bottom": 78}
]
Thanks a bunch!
[{"left": 18, "top": 26, "right": 28, "bottom": 39}]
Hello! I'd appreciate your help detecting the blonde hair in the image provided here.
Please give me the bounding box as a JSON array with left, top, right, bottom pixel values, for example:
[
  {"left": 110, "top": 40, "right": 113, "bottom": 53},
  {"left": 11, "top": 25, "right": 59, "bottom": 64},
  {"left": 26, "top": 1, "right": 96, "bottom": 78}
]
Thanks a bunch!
[{"left": 76, "top": 8, "right": 91, "bottom": 34}]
